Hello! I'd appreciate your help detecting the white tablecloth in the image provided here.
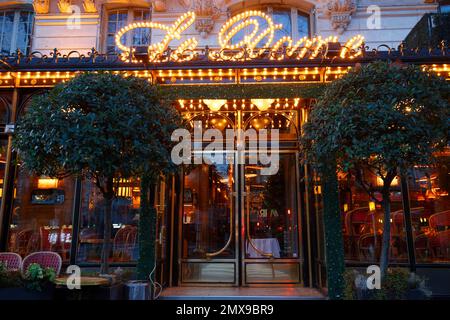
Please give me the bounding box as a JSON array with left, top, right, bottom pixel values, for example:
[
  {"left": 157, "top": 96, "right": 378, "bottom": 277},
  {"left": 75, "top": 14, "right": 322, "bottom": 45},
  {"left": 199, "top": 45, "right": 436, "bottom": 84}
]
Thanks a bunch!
[{"left": 246, "top": 238, "right": 281, "bottom": 258}]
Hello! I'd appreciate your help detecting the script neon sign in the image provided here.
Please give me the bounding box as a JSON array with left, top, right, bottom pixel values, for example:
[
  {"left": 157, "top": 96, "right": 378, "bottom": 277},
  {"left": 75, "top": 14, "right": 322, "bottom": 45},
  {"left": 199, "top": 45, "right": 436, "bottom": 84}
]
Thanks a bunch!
[{"left": 115, "top": 10, "right": 365, "bottom": 63}]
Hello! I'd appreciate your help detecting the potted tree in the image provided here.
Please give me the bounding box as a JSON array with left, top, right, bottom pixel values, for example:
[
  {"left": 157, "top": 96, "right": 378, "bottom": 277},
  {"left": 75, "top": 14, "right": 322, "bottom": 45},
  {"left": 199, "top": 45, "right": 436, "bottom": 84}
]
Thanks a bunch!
[
  {"left": 301, "top": 61, "right": 449, "bottom": 298},
  {"left": 14, "top": 72, "right": 182, "bottom": 299}
]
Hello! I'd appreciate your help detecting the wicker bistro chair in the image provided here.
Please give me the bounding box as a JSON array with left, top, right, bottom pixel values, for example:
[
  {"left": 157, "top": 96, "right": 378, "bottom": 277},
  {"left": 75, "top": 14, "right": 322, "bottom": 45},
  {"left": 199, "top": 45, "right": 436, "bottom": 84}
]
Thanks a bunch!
[
  {"left": 0, "top": 252, "right": 22, "bottom": 271},
  {"left": 21, "top": 251, "right": 62, "bottom": 276}
]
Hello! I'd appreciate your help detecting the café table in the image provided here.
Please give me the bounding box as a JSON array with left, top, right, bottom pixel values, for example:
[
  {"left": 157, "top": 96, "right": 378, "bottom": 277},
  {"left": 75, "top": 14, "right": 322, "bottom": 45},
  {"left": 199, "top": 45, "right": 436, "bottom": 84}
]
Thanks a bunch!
[
  {"left": 246, "top": 237, "right": 281, "bottom": 258},
  {"left": 54, "top": 276, "right": 111, "bottom": 300}
]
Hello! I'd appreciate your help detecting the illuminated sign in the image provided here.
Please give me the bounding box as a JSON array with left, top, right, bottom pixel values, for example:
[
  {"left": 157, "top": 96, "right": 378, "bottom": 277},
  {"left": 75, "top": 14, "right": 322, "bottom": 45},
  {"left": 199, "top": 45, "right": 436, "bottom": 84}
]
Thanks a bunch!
[{"left": 114, "top": 10, "right": 365, "bottom": 64}]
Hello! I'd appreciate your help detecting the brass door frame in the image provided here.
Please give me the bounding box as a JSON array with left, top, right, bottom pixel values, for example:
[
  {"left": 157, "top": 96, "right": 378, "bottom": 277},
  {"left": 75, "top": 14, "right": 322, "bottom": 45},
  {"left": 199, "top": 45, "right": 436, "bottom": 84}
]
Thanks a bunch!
[
  {"left": 178, "top": 150, "right": 240, "bottom": 286},
  {"left": 240, "top": 150, "right": 303, "bottom": 285}
]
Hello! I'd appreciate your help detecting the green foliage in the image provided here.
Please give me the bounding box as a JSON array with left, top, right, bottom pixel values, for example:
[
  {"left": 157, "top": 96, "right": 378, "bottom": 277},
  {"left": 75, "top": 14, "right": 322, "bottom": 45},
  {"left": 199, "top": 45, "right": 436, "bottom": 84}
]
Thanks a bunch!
[
  {"left": 301, "top": 61, "right": 450, "bottom": 175},
  {"left": 343, "top": 269, "right": 359, "bottom": 300},
  {"left": 373, "top": 268, "right": 409, "bottom": 300},
  {"left": 0, "top": 263, "right": 22, "bottom": 288},
  {"left": 23, "top": 263, "right": 56, "bottom": 292},
  {"left": 344, "top": 268, "right": 430, "bottom": 300},
  {"left": 14, "top": 72, "right": 182, "bottom": 180},
  {"left": 14, "top": 72, "right": 183, "bottom": 275}
]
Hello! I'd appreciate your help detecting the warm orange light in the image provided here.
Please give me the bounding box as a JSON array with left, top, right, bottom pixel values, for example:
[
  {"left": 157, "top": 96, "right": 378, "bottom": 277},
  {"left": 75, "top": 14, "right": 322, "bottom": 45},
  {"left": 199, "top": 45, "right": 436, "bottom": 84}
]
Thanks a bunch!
[
  {"left": 38, "top": 178, "right": 58, "bottom": 189},
  {"left": 369, "top": 201, "right": 376, "bottom": 212}
]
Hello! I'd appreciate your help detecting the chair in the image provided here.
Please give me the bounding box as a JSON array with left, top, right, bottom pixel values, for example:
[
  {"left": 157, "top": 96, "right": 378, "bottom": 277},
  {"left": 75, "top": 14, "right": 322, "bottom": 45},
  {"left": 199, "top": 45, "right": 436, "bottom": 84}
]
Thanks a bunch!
[
  {"left": 343, "top": 207, "right": 369, "bottom": 258},
  {"left": 429, "top": 210, "right": 450, "bottom": 231},
  {"left": 13, "top": 229, "right": 34, "bottom": 256},
  {"left": 113, "top": 225, "right": 136, "bottom": 261},
  {"left": 358, "top": 233, "right": 381, "bottom": 261},
  {"left": 21, "top": 251, "right": 62, "bottom": 276},
  {"left": 0, "top": 252, "right": 22, "bottom": 271},
  {"left": 414, "top": 234, "right": 431, "bottom": 262},
  {"left": 429, "top": 229, "right": 450, "bottom": 261},
  {"left": 125, "top": 226, "right": 138, "bottom": 260}
]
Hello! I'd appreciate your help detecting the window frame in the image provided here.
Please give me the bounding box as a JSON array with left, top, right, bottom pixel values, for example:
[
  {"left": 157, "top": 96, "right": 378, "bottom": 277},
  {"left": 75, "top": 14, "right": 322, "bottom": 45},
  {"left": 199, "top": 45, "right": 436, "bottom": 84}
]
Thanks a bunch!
[
  {"left": 103, "top": 7, "right": 152, "bottom": 54},
  {"left": 231, "top": 6, "right": 311, "bottom": 43},
  {"left": 0, "top": 9, "right": 33, "bottom": 55}
]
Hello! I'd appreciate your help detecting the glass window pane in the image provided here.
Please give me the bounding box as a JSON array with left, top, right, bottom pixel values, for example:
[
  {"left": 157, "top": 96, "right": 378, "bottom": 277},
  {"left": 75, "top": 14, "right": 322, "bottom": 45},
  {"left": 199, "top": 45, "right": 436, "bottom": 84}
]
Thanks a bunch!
[
  {"left": 273, "top": 10, "right": 291, "bottom": 42},
  {"left": 182, "top": 153, "right": 235, "bottom": 259},
  {"left": 407, "top": 153, "right": 450, "bottom": 263},
  {"left": 297, "top": 13, "right": 309, "bottom": 39},
  {"left": 8, "top": 167, "right": 75, "bottom": 263},
  {"left": 107, "top": 10, "right": 128, "bottom": 53},
  {"left": 1, "top": 12, "right": 14, "bottom": 54},
  {"left": 77, "top": 178, "right": 140, "bottom": 263},
  {"left": 245, "top": 153, "right": 299, "bottom": 259}
]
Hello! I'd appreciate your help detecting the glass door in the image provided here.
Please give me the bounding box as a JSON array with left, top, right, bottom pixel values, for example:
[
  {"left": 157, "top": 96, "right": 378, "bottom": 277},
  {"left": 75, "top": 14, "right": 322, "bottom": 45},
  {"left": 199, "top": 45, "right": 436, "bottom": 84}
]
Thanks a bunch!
[
  {"left": 180, "top": 152, "right": 238, "bottom": 284},
  {"left": 178, "top": 151, "right": 302, "bottom": 285},
  {"left": 241, "top": 152, "right": 302, "bottom": 284}
]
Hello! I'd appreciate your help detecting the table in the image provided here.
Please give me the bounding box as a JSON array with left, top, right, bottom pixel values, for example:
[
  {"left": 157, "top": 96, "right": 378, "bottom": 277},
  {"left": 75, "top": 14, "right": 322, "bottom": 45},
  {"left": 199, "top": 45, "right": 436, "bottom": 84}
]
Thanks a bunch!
[
  {"left": 55, "top": 276, "right": 110, "bottom": 287},
  {"left": 54, "top": 276, "right": 112, "bottom": 300},
  {"left": 246, "top": 238, "right": 281, "bottom": 258}
]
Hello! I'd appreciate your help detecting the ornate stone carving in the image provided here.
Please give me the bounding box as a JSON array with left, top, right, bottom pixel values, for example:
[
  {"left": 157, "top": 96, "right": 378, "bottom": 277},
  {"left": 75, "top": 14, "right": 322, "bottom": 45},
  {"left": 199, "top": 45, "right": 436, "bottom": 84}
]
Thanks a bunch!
[
  {"left": 325, "top": 0, "right": 357, "bottom": 34},
  {"left": 192, "top": 0, "right": 221, "bottom": 38},
  {"left": 32, "top": 0, "right": 50, "bottom": 14},
  {"left": 83, "top": 0, "right": 97, "bottom": 13},
  {"left": 153, "top": 0, "right": 167, "bottom": 12},
  {"left": 57, "top": 0, "right": 72, "bottom": 14}
]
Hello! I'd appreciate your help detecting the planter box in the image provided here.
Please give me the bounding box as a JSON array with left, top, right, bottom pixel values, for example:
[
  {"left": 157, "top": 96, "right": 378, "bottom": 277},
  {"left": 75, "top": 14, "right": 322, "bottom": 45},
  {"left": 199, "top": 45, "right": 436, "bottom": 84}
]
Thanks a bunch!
[
  {"left": 55, "top": 283, "right": 124, "bottom": 300},
  {"left": 0, "top": 284, "right": 55, "bottom": 300}
]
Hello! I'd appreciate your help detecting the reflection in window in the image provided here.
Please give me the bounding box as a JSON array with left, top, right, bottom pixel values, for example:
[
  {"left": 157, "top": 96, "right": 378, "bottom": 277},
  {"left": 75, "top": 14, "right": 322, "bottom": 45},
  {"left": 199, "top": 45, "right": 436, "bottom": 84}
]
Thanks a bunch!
[
  {"left": 182, "top": 153, "right": 235, "bottom": 259},
  {"left": 0, "top": 10, "right": 33, "bottom": 55},
  {"left": 245, "top": 153, "right": 299, "bottom": 259},
  {"left": 8, "top": 167, "right": 75, "bottom": 262},
  {"left": 77, "top": 178, "right": 140, "bottom": 263},
  {"left": 297, "top": 13, "right": 309, "bottom": 39},
  {"left": 106, "top": 9, "right": 151, "bottom": 53},
  {"left": 272, "top": 10, "right": 291, "bottom": 43},
  {"left": 407, "top": 153, "right": 450, "bottom": 263}
]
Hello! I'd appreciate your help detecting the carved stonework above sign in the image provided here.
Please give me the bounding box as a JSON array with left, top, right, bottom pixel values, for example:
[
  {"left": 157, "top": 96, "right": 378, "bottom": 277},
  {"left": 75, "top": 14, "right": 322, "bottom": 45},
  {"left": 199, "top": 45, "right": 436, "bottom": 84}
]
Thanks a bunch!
[
  {"left": 83, "top": 0, "right": 97, "bottom": 13},
  {"left": 153, "top": 0, "right": 167, "bottom": 12},
  {"left": 324, "top": 0, "right": 357, "bottom": 34},
  {"left": 193, "top": 0, "right": 221, "bottom": 38},
  {"left": 57, "top": 0, "right": 72, "bottom": 14},
  {"left": 33, "top": 0, "right": 50, "bottom": 14}
]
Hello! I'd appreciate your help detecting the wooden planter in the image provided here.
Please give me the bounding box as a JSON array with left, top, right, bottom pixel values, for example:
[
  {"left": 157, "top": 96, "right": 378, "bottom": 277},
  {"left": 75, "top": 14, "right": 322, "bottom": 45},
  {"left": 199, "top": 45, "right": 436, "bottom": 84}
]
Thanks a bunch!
[{"left": 0, "top": 284, "right": 55, "bottom": 300}]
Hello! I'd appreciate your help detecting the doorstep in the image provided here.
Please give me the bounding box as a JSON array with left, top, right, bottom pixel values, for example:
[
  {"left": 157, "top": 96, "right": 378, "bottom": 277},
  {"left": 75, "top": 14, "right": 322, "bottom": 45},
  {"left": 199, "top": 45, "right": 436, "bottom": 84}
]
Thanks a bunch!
[{"left": 159, "top": 286, "right": 326, "bottom": 300}]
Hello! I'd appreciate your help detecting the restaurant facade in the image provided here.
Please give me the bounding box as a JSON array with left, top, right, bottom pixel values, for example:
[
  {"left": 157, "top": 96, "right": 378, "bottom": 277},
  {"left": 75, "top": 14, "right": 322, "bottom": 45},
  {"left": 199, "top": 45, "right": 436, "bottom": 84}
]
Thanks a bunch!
[{"left": 0, "top": 0, "right": 449, "bottom": 297}]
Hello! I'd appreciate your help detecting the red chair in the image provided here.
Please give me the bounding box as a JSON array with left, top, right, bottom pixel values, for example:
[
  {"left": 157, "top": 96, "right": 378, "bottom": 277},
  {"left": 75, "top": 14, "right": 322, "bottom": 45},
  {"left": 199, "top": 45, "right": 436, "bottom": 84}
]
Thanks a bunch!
[
  {"left": 415, "top": 234, "right": 431, "bottom": 261},
  {"left": 0, "top": 252, "right": 22, "bottom": 271},
  {"left": 429, "top": 210, "right": 450, "bottom": 231},
  {"left": 429, "top": 229, "right": 450, "bottom": 261},
  {"left": 358, "top": 233, "right": 381, "bottom": 261},
  {"left": 21, "top": 251, "right": 62, "bottom": 276},
  {"left": 344, "top": 207, "right": 369, "bottom": 258}
]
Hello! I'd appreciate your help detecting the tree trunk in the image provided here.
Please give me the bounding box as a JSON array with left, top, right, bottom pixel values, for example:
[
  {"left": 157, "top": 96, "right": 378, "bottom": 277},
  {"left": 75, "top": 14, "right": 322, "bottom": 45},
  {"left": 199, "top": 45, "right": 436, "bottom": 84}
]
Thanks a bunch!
[
  {"left": 379, "top": 188, "right": 391, "bottom": 279},
  {"left": 321, "top": 158, "right": 346, "bottom": 300},
  {"left": 137, "top": 174, "right": 157, "bottom": 289},
  {"left": 100, "top": 176, "right": 114, "bottom": 275}
]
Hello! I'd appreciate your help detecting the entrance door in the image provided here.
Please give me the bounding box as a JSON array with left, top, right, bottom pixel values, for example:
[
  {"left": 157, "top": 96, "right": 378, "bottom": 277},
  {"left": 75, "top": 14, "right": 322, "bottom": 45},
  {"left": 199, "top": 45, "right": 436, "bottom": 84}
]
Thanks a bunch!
[{"left": 179, "top": 151, "right": 302, "bottom": 285}]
